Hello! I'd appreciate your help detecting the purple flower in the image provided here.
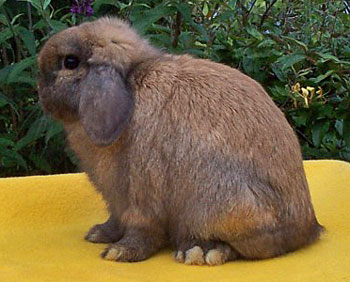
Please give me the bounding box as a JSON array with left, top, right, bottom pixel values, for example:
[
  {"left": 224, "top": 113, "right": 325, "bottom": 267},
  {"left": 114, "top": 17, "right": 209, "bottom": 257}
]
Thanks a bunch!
[{"left": 70, "top": 0, "right": 94, "bottom": 17}]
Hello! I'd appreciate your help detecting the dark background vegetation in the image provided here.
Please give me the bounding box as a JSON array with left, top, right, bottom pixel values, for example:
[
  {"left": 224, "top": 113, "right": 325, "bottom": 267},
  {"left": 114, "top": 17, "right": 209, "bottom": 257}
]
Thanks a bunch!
[{"left": 1, "top": 0, "right": 350, "bottom": 177}]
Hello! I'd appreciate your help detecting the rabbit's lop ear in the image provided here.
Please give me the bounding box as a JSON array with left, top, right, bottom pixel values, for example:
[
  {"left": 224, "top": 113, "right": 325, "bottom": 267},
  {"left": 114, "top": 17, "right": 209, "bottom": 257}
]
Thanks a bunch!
[{"left": 79, "top": 65, "right": 134, "bottom": 146}]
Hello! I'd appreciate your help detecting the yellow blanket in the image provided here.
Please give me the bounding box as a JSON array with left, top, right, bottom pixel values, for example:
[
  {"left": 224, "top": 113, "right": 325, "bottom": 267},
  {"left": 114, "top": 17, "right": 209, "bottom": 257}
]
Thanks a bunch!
[{"left": 0, "top": 160, "right": 349, "bottom": 282}]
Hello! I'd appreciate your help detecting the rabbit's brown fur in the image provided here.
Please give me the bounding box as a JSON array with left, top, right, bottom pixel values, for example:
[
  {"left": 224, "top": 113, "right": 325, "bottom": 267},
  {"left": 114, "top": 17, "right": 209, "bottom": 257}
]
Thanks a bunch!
[{"left": 38, "top": 17, "right": 323, "bottom": 265}]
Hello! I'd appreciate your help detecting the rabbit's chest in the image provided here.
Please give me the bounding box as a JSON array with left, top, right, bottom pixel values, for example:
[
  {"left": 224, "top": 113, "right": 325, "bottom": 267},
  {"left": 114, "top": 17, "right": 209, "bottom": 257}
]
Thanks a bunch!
[{"left": 66, "top": 123, "right": 122, "bottom": 182}]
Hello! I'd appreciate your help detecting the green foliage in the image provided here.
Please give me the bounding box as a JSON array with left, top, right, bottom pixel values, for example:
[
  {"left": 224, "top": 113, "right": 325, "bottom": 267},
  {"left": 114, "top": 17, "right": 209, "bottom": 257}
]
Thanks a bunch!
[
  {"left": 0, "top": 0, "right": 75, "bottom": 176},
  {"left": 1, "top": 0, "right": 350, "bottom": 176}
]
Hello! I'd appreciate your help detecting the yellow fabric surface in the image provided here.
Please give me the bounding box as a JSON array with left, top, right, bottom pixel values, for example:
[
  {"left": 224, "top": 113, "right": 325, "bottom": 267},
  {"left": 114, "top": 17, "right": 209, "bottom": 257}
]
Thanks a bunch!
[{"left": 0, "top": 160, "right": 349, "bottom": 282}]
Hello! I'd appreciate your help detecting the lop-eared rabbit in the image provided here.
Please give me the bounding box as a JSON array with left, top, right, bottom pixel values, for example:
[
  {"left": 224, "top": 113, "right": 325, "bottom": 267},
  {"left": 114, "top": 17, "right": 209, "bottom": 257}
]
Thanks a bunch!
[{"left": 38, "top": 17, "right": 322, "bottom": 265}]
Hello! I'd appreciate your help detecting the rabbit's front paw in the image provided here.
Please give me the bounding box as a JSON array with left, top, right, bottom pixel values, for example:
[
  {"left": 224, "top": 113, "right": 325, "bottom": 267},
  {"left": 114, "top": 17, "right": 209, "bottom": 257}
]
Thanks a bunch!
[
  {"left": 102, "top": 243, "right": 146, "bottom": 262},
  {"left": 85, "top": 217, "right": 121, "bottom": 244},
  {"left": 101, "top": 227, "right": 164, "bottom": 262},
  {"left": 175, "top": 241, "right": 237, "bottom": 266}
]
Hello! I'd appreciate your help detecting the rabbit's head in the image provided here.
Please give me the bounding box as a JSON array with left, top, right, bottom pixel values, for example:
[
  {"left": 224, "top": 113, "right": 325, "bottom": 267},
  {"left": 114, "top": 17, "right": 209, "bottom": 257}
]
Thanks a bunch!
[{"left": 38, "top": 17, "right": 159, "bottom": 146}]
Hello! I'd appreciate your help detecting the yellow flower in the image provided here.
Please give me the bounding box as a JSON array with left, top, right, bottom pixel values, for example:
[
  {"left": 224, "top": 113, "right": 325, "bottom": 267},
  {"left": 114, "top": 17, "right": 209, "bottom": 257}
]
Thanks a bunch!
[
  {"left": 316, "top": 87, "right": 323, "bottom": 97},
  {"left": 292, "top": 83, "right": 301, "bottom": 92},
  {"left": 300, "top": 88, "right": 310, "bottom": 108},
  {"left": 306, "top": 86, "right": 315, "bottom": 99},
  {"left": 301, "top": 87, "right": 309, "bottom": 97}
]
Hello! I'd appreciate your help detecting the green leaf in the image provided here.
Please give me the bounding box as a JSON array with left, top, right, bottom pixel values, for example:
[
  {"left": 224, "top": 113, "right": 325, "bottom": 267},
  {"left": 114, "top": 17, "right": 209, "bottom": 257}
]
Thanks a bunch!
[
  {"left": 344, "top": 46, "right": 350, "bottom": 57},
  {"left": 7, "top": 56, "right": 37, "bottom": 83},
  {"left": 0, "top": 0, "right": 7, "bottom": 8},
  {"left": 148, "top": 34, "right": 172, "bottom": 47},
  {"left": 29, "top": 154, "right": 51, "bottom": 173},
  {"left": 0, "top": 28, "right": 13, "bottom": 45},
  {"left": 45, "top": 120, "right": 63, "bottom": 144},
  {"left": 202, "top": 2, "right": 209, "bottom": 16},
  {"left": 176, "top": 2, "right": 193, "bottom": 23},
  {"left": 316, "top": 52, "right": 340, "bottom": 62},
  {"left": 257, "top": 39, "right": 276, "bottom": 48},
  {"left": 227, "top": 0, "right": 238, "bottom": 9},
  {"left": 322, "top": 132, "right": 338, "bottom": 152},
  {"left": 43, "top": 0, "right": 51, "bottom": 10},
  {"left": 20, "top": 0, "right": 42, "bottom": 11},
  {"left": 335, "top": 120, "right": 343, "bottom": 136},
  {"left": 9, "top": 75, "right": 37, "bottom": 87},
  {"left": 0, "top": 92, "right": 9, "bottom": 107},
  {"left": 271, "top": 64, "right": 287, "bottom": 81},
  {"left": 11, "top": 13, "right": 24, "bottom": 25},
  {"left": 32, "top": 19, "right": 47, "bottom": 30},
  {"left": 292, "top": 114, "right": 308, "bottom": 127},
  {"left": 193, "top": 22, "right": 209, "bottom": 42},
  {"left": 0, "top": 14, "right": 7, "bottom": 25},
  {"left": 269, "top": 85, "right": 290, "bottom": 103},
  {"left": 242, "top": 54, "right": 258, "bottom": 75},
  {"left": 282, "top": 36, "right": 308, "bottom": 52},
  {"left": 344, "top": 114, "right": 350, "bottom": 147},
  {"left": 276, "top": 53, "right": 306, "bottom": 70},
  {"left": 15, "top": 116, "right": 48, "bottom": 151},
  {"left": 247, "top": 28, "right": 264, "bottom": 41},
  {"left": 131, "top": 3, "right": 176, "bottom": 34},
  {"left": 93, "top": 0, "right": 120, "bottom": 12},
  {"left": 316, "top": 52, "right": 350, "bottom": 66},
  {"left": 148, "top": 24, "right": 171, "bottom": 34},
  {"left": 18, "top": 27, "right": 36, "bottom": 56},
  {"left": 0, "top": 148, "right": 28, "bottom": 170},
  {"left": 310, "top": 70, "right": 335, "bottom": 84},
  {"left": 0, "top": 91, "right": 16, "bottom": 113},
  {"left": 312, "top": 120, "right": 330, "bottom": 147},
  {"left": 0, "top": 157, "right": 17, "bottom": 168},
  {"left": 0, "top": 138, "right": 15, "bottom": 147},
  {"left": 48, "top": 20, "right": 68, "bottom": 33}
]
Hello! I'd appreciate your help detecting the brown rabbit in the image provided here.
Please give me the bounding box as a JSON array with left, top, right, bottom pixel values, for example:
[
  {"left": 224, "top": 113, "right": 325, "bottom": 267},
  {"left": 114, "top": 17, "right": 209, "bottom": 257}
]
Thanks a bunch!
[{"left": 38, "top": 17, "right": 323, "bottom": 265}]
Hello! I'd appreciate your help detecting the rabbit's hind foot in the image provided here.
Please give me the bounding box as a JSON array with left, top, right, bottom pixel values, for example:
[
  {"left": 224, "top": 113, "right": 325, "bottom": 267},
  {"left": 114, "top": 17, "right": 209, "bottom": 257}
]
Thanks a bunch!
[{"left": 174, "top": 241, "right": 238, "bottom": 266}]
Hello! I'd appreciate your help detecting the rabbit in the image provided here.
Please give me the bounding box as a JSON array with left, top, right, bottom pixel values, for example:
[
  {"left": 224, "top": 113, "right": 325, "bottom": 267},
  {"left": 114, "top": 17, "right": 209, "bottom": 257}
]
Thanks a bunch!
[{"left": 37, "top": 17, "right": 323, "bottom": 265}]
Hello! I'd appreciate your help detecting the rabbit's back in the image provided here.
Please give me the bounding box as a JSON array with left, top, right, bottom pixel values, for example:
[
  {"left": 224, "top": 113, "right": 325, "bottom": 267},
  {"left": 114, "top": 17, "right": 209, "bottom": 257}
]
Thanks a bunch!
[
  {"left": 131, "top": 54, "right": 296, "bottom": 152},
  {"left": 128, "top": 54, "right": 305, "bottom": 187}
]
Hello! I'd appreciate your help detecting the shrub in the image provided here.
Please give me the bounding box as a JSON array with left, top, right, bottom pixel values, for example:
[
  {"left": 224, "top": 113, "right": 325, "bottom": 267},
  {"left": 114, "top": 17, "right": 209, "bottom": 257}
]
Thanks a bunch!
[{"left": 1, "top": 0, "right": 349, "bottom": 176}]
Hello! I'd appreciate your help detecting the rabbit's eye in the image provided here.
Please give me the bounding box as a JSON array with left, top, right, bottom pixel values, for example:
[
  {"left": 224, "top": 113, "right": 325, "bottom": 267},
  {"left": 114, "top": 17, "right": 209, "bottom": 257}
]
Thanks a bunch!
[{"left": 63, "top": 55, "right": 80, "bottom": 70}]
